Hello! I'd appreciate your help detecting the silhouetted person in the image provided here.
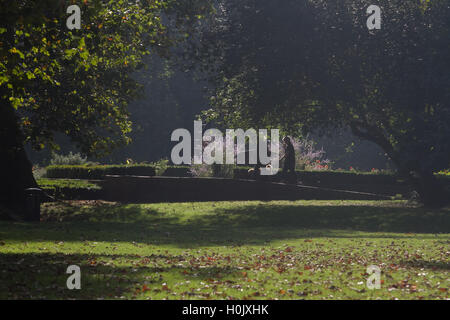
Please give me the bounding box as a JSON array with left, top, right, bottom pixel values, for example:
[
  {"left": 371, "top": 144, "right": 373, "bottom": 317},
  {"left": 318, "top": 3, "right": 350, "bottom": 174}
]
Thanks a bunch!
[{"left": 280, "top": 136, "right": 296, "bottom": 184}]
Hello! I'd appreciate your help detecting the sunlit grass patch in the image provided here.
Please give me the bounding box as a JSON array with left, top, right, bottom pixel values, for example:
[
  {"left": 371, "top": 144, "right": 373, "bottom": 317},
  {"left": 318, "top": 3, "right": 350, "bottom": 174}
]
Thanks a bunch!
[{"left": 0, "top": 200, "right": 448, "bottom": 299}]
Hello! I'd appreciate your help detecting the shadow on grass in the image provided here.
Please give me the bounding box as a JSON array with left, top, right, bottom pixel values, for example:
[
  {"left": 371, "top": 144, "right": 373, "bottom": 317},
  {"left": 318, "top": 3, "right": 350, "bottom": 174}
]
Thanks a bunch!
[
  {"left": 0, "top": 201, "right": 449, "bottom": 246},
  {"left": 400, "top": 259, "right": 450, "bottom": 271},
  {"left": 0, "top": 252, "right": 240, "bottom": 299}
]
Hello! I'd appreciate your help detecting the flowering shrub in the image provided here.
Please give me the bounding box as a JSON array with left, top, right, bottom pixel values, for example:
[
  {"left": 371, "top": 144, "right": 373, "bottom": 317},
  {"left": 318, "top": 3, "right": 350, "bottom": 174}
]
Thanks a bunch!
[
  {"left": 189, "top": 163, "right": 213, "bottom": 177},
  {"left": 289, "top": 137, "right": 332, "bottom": 171},
  {"left": 308, "top": 160, "right": 330, "bottom": 171},
  {"left": 46, "top": 164, "right": 156, "bottom": 179}
]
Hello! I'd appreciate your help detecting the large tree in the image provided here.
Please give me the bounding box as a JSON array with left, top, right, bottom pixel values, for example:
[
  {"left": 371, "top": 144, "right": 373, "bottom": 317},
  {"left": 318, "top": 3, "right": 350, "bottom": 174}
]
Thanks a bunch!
[
  {"left": 0, "top": 0, "right": 212, "bottom": 218},
  {"left": 192, "top": 0, "right": 450, "bottom": 206}
]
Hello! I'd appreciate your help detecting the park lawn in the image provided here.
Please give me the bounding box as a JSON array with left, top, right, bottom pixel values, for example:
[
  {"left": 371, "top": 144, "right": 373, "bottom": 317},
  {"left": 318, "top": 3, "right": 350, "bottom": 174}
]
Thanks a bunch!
[{"left": 0, "top": 200, "right": 448, "bottom": 300}]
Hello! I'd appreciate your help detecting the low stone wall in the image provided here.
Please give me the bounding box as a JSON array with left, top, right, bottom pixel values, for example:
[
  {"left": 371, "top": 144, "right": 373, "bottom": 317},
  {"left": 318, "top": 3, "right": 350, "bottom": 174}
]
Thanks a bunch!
[
  {"left": 98, "top": 176, "right": 390, "bottom": 203},
  {"left": 233, "top": 168, "right": 413, "bottom": 196}
]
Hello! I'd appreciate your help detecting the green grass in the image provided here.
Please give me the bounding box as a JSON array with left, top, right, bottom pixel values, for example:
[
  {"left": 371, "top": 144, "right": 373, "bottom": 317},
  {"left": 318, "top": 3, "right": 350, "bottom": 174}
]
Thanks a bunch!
[
  {"left": 37, "top": 179, "right": 102, "bottom": 190},
  {"left": 36, "top": 179, "right": 102, "bottom": 200},
  {"left": 0, "top": 200, "right": 448, "bottom": 300}
]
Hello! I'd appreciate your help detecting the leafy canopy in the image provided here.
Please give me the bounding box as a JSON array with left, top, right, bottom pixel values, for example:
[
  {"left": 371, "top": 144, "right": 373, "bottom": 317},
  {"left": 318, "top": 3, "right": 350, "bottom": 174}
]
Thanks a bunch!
[
  {"left": 194, "top": 0, "right": 450, "bottom": 174},
  {"left": 0, "top": 0, "right": 212, "bottom": 155}
]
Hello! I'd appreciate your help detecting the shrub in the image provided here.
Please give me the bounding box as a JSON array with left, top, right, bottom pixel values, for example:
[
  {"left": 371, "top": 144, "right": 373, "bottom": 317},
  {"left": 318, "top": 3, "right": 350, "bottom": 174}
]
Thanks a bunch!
[
  {"left": 212, "top": 164, "right": 236, "bottom": 178},
  {"left": 290, "top": 137, "right": 332, "bottom": 171},
  {"left": 151, "top": 159, "right": 170, "bottom": 176},
  {"left": 163, "top": 166, "right": 192, "bottom": 177},
  {"left": 189, "top": 164, "right": 213, "bottom": 177},
  {"left": 46, "top": 165, "right": 156, "bottom": 179},
  {"left": 50, "top": 152, "right": 89, "bottom": 166}
]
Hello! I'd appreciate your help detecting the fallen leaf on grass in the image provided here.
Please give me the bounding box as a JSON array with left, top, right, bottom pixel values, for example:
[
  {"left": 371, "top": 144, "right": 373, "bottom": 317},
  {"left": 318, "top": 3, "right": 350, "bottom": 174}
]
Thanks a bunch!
[{"left": 142, "top": 285, "right": 151, "bottom": 292}]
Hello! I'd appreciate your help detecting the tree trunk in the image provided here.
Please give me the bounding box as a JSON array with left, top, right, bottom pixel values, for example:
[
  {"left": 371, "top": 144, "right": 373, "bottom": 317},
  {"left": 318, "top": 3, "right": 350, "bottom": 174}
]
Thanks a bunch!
[
  {"left": 350, "top": 122, "right": 449, "bottom": 207},
  {"left": 0, "top": 98, "right": 37, "bottom": 219}
]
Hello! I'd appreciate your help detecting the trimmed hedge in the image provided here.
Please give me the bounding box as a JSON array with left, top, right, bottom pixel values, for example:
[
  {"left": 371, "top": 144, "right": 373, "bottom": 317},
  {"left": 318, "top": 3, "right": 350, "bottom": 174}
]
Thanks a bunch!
[
  {"left": 46, "top": 164, "right": 196, "bottom": 179},
  {"left": 295, "top": 170, "right": 400, "bottom": 185},
  {"left": 38, "top": 178, "right": 102, "bottom": 190},
  {"left": 46, "top": 165, "right": 156, "bottom": 179},
  {"left": 233, "top": 167, "right": 450, "bottom": 196},
  {"left": 38, "top": 178, "right": 103, "bottom": 201},
  {"left": 161, "top": 166, "right": 192, "bottom": 177},
  {"left": 233, "top": 168, "right": 400, "bottom": 185}
]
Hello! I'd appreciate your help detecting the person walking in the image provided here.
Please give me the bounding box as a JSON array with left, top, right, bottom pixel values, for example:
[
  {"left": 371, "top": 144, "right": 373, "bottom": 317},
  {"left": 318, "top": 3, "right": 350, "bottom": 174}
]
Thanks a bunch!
[{"left": 280, "top": 136, "right": 297, "bottom": 184}]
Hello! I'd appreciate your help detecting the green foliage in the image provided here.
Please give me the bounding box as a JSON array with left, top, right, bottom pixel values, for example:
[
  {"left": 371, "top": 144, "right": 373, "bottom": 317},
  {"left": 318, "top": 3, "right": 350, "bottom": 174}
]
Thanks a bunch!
[
  {"left": 161, "top": 165, "right": 192, "bottom": 177},
  {"left": 46, "top": 164, "right": 156, "bottom": 179},
  {"left": 437, "top": 169, "right": 450, "bottom": 177},
  {"left": 0, "top": 0, "right": 213, "bottom": 156},
  {"left": 193, "top": 0, "right": 450, "bottom": 188},
  {"left": 150, "top": 159, "right": 170, "bottom": 176}
]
